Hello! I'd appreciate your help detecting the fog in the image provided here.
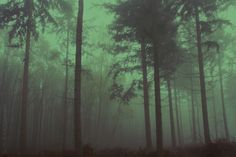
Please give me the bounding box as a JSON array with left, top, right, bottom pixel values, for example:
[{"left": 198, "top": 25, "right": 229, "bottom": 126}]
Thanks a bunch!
[{"left": 0, "top": 0, "right": 236, "bottom": 156}]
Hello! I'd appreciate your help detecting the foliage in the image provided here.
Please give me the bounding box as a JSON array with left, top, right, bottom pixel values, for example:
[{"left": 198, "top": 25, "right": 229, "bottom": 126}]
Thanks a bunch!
[{"left": 0, "top": 0, "right": 67, "bottom": 45}]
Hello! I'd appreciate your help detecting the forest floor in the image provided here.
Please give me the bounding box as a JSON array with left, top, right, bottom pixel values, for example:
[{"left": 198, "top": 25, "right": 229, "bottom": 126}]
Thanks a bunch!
[{"left": 2, "top": 141, "right": 236, "bottom": 157}]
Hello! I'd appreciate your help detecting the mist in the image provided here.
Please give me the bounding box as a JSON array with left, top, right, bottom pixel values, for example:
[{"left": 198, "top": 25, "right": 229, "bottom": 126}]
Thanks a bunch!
[{"left": 1, "top": 0, "right": 236, "bottom": 157}]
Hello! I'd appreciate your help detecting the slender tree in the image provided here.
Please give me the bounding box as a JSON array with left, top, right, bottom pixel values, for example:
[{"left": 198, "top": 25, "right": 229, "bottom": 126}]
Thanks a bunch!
[
  {"left": 105, "top": 0, "right": 154, "bottom": 149},
  {"left": 190, "top": 64, "right": 197, "bottom": 143},
  {"left": 55, "top": 1, "right": 74, "bottom": 149},
  {"left": 140, "top": 39, "right": 152, "bottom": 149},
  {"left": 210, "top": 71, "right": 218, "bottom": 140},
  {"left": 0, "top": 0, "right": 68, "bottom": 153},
  {"left": 150, "top": 0, "right": 163, "bottom": 150},
  {"left": 174, "top": 78, "right": 182, "bottom": 145},
  {"left": 217, "top": 49, "right": 230, "bottom": 141},
  {"left": 62, "top": 21, "right": 70, "bottom": 150},
  {"left": 204, "top": 38, "right": 231, "bottom": 141},
  {"left": 19, "top": 0, "right": 33, "bottom": 152},
  {"left": 74, "top": 0, "right": 84, "bottom": 156},
  {"left": 166, "top": 79, "right": 176, "bottom": 147},
  {"left": 177, "top": 0, "right": 232, "bottom": 144},
  {"left": 150, "top": 0, "right": 180, "bottom": 151}
]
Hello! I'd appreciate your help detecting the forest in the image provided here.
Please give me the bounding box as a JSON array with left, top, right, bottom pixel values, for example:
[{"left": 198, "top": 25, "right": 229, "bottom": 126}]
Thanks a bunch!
[{"left": 0, "top": 0, "right": 236, "bottom": 157}]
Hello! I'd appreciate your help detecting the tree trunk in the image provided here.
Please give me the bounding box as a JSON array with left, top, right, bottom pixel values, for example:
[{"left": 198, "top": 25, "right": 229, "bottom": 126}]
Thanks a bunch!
[
  {"left": 174, "top": 78, "right": 181, "bottom": 145},
  {"left": 20, "top": 0, "right": 33, "bottom": 153},
  {"left": 150, "top": 0, "right": 163, "bottom": 153},
  {"left": 7, "top": 68, "right": 19, "bottom": 152},
  {"left": 167, "top": 79, "right": 176, "bottom": 147},
  {"left": 0, "top": 54, "right": 8, "bottom": 154},
  {"left": 218, "top": 53, "right": 229, "bottom": 141},
  {"left": 194, "top": 6, "right": 211, "bottom": 144},
  {"left": 178, "top": 91, "right": 184, "bottom": 144},
  {"left": 37, "top": 80, "right": 45, "bottom": 151},
  {"left": 63, "top": 22, "right": 70, "bottom": 150},
  {"left": 211, "top": 80, "right": 218, "bottom": 140},
  {"left": 1, "top": 108, "right": 7, "bottom": 155},
  {"left": 112, "top": 105, "right": 122, "bottom": 141},
  {"left": 190, "top": 67, "right": 197, "bottom": 143},
  {"left": 140, "top": 39, "right": 152, "bottom": 149},
  {"left": 196, "top": 100, "right": 202, "bottom": 143},
  {"left": 74, "top": 0, "right": 84, "bottom": 156},
  {"left": 153, "top": 43, "right": 163, "bottom": 153},
  {"left": 95, "top": 59, "right": 104, "bottom": 145}
]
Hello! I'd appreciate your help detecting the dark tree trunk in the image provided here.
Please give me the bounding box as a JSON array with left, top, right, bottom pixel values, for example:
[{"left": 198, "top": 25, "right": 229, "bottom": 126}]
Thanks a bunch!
[
  {"left": 112, "top": 105, "right": 122, "bottom": 141},
  {"left": 174, "top": 79, "right": 181, "bottom": 145},
  {"left": 63, "top": 23, "right": 70, "bottom": 150},
  {"left": 153, "top": 43, "right": 163, "bottom": 154},
  {"left": 95, "top": 60, "right": 104, "bottom": 145},
  {"left": 177, "top": 91, "right": 184, "bottom": 144},
  {"left": 7, "top": 68, "right": 19, "bottom": 152},
  {"left": 1, "top": 107, "right": 7, "bottom": 155},
  {"left": 0, "top": 54, "right": 8, "bottom": 153},
  {"left": 190, "top": 67, "right": 197, "bottom": 143},
  {"left": 20, "top": 0, "right": 33, "bottom": 153},
  {"left": 167, "top": 79, "right": 176, "bottom": 147},
  {"left": 140, "top": 39, "right": 152, "bottom": 149},
  {"left": 37, "top": 81, "right": 45, "bottom": 151},
  {"left": 211, "top": 81, "right": 218, "bottom": 140},
  {"left": 196, "top": 101, "right": 203, "bottom": 143},
  {"left": 194, "top": 6, "right": 211, "bottom": 144},
  {"left": 74, "top": 0, "right": 84, "bottom": 156},
  {"left": 218, "top": 53, "right": 229, "bottom": 141},
  {"left": 150, "top": 0, "right": 163, "bottom": 153}
]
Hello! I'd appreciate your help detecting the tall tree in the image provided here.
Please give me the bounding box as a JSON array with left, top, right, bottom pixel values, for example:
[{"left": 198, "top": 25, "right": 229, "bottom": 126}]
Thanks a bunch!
[
  {"left": 150, "top": 0, "right": 163, "bottom": 151},
  {"left": 177, "top": 0, "right": 233, "bottom": 144},
  {"left": 166, "top": 79, "right": 176, "bottom": 147},
  {"left": 20, "top": 0, "right": 33, "bottom": 152},
  {"left": 217, "top": 49, "right": 230, "bottom": 141},
  {"left": 108, "top": 0, "right": 181, "bottom": 151},
  {"left": 173, "top": 78, "right": 182, "bottom": 145},
  {"left": 206, "top": 41, "right": 230, "bottom": 141},
  {"left": 190, "top": 65, "right": 197, "bottom": 143},
  {"left": 55, "top": 1, "right": 75, "bottom": 149},
  {"left": 210, "top": 70, "right": 218, "bottom": 140},
  {"left": 0, "top": 0, "right": 67, "bottom": 152},
  {"left": 62, "top": 22, "right": 70, "bottom": 150},
  {"left": 74, "top": 0, "right": 84, "bottom": 156},
  {"left": 149, "top": 0, "right": 181, "bottom": 152},
  {"left": 195, "top": 6, "right": 211, "bottom": 143},
  {"left": 140, "top": 39, "right": 152, "bottom": 149},
  {"left": 105, "top": 0, "right": 153, "bottom": 149}
]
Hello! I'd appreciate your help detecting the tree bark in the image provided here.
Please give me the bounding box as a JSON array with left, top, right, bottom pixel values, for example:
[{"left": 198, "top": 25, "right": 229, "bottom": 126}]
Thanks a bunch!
[
  {"left": 190, "top": 66, "right": 197, "bottom": 143},
  {"left": 167, "top": 79, "right": 176, "bottom": 147},
  {"left": 150, "top": 0, "right": 163, "bottom": 153},
  {"left": 74, "top": 0, "right": 84, "bottom": 156},
  {"left": 196, "top": 100, "right": 202, "bottom": 143},
  {"left": 95, "top": 59, "right": 104, "bottom": 145},
  {"left": 20, "top": 0, "right": 33, "bottom": 153},
  {"left": 140, "top": 39, "right": 152, "bottom": 149},
  {"left": 153, "top": 43, "right": 163, "bottom": 153},
  {"left": 177, "top": 90, "right": 184, "bottom": 144},
  {"left": 173, "top": 79, "right": 181, "bottom": 146},
  {"left": 194, "top": 6, "right": 211, "bottom": 144},
  {"left": 0, "top": 54, "right": 8, "bottom": 153},
  {"left": 37, "top": 80, "right": 45, "bottom": 151},
  {"left": 218, "top": 53, "right": 230, "bottom": 141},
  {"left": 211, "top": 80, "right": 218, "bottom": 140}
]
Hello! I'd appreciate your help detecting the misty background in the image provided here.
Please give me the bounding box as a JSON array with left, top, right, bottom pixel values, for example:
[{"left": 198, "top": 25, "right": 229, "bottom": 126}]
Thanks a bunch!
[{"left": 0, "top": 0, "right": 236, "bottom": 154}]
